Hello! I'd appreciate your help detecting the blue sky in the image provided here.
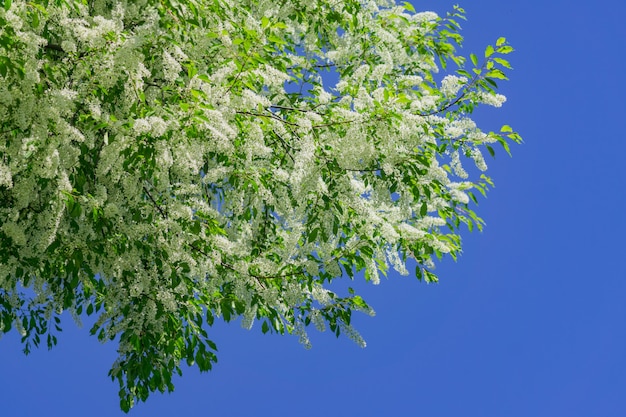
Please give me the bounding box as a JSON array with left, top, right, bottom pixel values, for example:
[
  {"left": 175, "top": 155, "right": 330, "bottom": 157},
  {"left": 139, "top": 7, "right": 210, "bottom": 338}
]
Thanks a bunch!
[{"left": 2, "top": 0, "right": 626, "bottom": 416}]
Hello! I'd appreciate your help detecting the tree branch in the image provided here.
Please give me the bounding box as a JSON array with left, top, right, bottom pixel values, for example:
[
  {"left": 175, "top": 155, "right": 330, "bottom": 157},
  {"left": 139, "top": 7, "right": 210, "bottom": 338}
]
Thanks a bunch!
[{"left": 142, "top": 186, "right": 167, "bottom": 219}]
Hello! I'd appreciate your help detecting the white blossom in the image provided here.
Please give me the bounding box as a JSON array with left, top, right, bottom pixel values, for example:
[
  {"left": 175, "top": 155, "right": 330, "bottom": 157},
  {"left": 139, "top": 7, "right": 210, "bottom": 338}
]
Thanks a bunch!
[
  {"left": 0, "top": 161, "right": 12, "bottom": 188},
  {"left": 162, "top": 51, "right": 182, "bottom": 83},
  {"left": 450, "top": 150, "right": 469, "bottom": 179},
  {"left": 441, "top": 75, "right": 467, "bottom": 96},
  {"left": 478, "top": 92, "right": 507, "bottom": 107},
  {"left": 471, "top": 148, "right": 488, "bottom": 171},
  {"left": 133, "top": 116, "right": 168, "bottom": 137},
  {"left": 339, "top": 321, "right": 366, "bottom": 348}
]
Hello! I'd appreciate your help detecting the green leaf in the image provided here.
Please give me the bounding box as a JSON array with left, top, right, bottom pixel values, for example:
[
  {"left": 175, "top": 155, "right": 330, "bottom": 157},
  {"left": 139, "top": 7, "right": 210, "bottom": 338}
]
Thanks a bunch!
[
  {"left": 186, "top": 63, "right": 198, "bottom": 78},
  {"left": 485, "top": 69, "right": 508, "bottom": 80},
  {"left": 268, "top": 34, "right": 286, "bottom": 45},
  {"left": 424, "top": 270, "right": 439, "bottom": 283},
  {"left": 496, "top": 37, "right": 506, "bottom": 46},
  {"left": 415, "top": 267, "right": 423, "bottom": 281},
  {"left": 470, "top": 53, "right": 478, "bottom": 66},
  {"left": 493, "top": 57, "right": 512, "bottom": 69},
  {"left": 485, "top": 45, "right": 494, "bottom": 58},
  {"left": 3, "top": 0, "right": 10, "bottom": 11},
  {"left": 484, "top": 77, "right": 498, "bottom": 88},
  {"left": 352, "top": 295, "right": 367, "bottom": 308}
]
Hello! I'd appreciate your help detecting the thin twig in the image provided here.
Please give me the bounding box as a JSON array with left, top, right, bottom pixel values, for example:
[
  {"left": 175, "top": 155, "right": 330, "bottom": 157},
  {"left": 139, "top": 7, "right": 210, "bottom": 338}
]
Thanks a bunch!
[{"left": 142, "top": 186, "right": 167, "bottom": 219}]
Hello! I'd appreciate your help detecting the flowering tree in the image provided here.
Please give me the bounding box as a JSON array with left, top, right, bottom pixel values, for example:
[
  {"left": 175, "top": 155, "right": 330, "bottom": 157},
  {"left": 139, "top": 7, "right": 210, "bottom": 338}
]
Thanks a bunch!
[{"left": 0, "top": 0, "right": 521, "bottom": 411}]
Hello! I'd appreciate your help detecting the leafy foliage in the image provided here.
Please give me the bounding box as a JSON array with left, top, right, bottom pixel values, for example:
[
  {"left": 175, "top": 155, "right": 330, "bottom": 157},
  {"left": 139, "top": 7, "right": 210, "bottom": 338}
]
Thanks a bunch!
[{"left": 0, "top": 0, "right": 520, "bottom": 411}]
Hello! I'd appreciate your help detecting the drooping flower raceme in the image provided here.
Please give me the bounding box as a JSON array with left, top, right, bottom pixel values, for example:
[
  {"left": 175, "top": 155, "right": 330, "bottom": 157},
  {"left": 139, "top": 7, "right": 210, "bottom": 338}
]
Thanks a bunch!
[{"left": 0, "top": 0, "right": 521, "bottom": 411}]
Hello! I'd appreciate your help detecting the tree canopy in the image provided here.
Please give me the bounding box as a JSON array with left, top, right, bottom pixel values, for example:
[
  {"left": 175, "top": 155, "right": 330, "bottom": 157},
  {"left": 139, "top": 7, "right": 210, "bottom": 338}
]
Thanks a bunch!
[{"left": 0, "top": 0, "right": 521, "bottom": 411}]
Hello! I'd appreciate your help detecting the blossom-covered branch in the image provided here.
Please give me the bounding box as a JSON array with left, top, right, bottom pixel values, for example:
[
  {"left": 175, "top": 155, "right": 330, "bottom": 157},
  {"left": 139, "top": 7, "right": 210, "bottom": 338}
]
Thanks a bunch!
[{"left": 0, "top": 0, "right": 521, "bottom": 411}]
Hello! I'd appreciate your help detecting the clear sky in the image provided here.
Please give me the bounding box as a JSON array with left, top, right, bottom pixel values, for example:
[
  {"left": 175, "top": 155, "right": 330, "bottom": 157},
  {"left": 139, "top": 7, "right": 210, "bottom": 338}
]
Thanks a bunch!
[{"left": 2, "top": 0, "right": 626, "bottom": 416}]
